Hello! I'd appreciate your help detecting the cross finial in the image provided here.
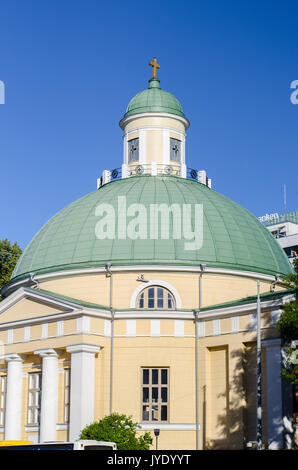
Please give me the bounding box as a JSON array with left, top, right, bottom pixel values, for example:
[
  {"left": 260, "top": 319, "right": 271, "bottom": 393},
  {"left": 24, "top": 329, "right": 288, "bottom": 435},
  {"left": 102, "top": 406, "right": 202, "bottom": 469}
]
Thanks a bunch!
[{"left": 149, "top": 57, "right": 160, "bottom": 79}]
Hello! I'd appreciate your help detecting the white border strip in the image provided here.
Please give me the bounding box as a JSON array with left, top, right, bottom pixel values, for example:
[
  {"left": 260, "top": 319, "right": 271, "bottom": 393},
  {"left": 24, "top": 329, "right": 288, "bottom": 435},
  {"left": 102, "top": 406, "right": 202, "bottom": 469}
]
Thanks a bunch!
[{"left": 126, "top": 126, "right": 185, "bottom": 139}]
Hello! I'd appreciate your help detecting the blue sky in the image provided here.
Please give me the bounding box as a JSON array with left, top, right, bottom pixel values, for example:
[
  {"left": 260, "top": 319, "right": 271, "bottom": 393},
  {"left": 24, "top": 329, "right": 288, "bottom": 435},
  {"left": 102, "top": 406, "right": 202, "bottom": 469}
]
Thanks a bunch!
[{"left": 0, "top": 0, "right": 297, "bottom": 249}]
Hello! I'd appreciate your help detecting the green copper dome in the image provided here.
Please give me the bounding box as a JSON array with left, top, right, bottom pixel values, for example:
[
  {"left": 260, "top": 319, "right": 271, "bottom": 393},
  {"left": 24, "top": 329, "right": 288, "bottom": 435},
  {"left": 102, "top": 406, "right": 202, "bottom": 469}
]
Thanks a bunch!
[
  {"left": 11, "top": 176, "right": 292, "bottom": 281},
  {"left": 123, "top": 78, "right": 186, "bottom": 120}
]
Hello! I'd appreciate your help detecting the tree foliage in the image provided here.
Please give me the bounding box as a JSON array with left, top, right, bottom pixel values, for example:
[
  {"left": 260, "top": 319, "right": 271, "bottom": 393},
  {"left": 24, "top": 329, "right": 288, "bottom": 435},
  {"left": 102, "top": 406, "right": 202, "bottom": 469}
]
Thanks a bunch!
[
  {"left": 80, "top": 413, "right": 152, "bottom": 450},
  {"left": 0, "top": 239, "right": 22, "bottom": 300},
  {"left": 275, "top": 258, "right": 298, "bottom": 387}
]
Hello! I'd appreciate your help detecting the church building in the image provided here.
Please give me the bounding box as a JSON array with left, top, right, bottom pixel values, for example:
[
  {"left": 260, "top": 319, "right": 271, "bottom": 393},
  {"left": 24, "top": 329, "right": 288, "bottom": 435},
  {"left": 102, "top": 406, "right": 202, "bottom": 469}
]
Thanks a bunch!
[{"left": 0, "top": 59, "right": 295, "bottom": 450}]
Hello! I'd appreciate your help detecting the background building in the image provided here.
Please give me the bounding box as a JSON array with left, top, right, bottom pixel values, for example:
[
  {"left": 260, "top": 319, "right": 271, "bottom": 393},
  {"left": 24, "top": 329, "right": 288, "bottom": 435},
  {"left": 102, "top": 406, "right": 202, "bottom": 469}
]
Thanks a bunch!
[
  {"left": 0, "top": 62, "right": 295, "bottom": 450},
  {"left": 260, "top": 212, "right": 298, "bottom": 269}
]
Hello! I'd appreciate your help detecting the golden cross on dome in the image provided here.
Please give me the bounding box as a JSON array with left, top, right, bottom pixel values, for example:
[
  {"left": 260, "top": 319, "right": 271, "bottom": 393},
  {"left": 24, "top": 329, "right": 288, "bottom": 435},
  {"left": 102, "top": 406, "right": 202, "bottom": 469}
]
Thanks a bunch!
[{"left": 149, "top": 57, "right": 160, "bottom": 79}]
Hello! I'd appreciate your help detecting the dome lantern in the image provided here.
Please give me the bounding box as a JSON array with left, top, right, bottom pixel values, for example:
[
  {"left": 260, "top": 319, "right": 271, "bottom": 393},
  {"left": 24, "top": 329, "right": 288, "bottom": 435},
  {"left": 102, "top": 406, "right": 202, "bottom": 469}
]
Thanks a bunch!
[
  {"left": 119, "top": 58, "right": 190, "bottom": 180},
  {"left": 97, "top": 59, "right": 211, "bottom": 189}
]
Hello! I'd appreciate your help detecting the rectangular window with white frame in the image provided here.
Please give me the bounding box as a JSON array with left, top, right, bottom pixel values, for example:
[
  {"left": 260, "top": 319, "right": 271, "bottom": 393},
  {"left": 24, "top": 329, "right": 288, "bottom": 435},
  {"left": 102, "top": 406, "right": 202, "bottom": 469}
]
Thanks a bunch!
[
  {"left": 0, "top": 376, "right": 6, "bottom": 426},
  {"left": 128, "top": 138, "right": 139, "bottom": 163},
  {"left": 141, "top": 367, "right": 169, "bottom": 423},
  {"left": 170, "top": 138, "right": 181, "bottom": 162},
  {"left": 27, "top": 372, "right": 42, "bottom": 425}
]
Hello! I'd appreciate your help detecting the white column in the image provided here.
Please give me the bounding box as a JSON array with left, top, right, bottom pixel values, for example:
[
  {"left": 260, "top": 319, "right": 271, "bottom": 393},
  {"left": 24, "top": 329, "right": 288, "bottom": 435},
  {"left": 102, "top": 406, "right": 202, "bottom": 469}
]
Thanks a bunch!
[
  {"left": 66, "top": 344, "right": 100, "bottom": 442},
  {"left": 263, "top": 338, "right": 284, "bottom": 449},
  {"left": 4, "top": 353, "right": 24, "bottom": 440},
  {"left": 34, "top": 348, "right": 58, "bottom": 443}
]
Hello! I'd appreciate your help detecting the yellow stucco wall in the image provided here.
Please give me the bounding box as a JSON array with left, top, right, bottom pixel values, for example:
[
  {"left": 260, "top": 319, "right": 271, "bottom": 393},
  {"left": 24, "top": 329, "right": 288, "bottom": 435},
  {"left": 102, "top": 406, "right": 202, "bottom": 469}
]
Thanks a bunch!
[
  {"left": 124, "top": 116, "right": 186, "bottom": 133},
  {"left": 39, "top": 270, "right": 279, "bottom": 310},
  {"left": 0, "top": 298, "right": 67, "bottom": 324},
  {"left": 0, "top": 267, "right": 291, "bottom": 450},
  {"left": 145, "top": 130, "right": 163, "bottom": 164},
  {"left": 123, "top": 114, "right": 186, "bottom": 169}
]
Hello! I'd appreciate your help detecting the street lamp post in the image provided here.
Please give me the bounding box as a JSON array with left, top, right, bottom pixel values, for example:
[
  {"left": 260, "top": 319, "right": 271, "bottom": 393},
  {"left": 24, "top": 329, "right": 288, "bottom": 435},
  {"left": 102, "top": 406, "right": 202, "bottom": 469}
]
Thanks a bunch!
[
  {"left": 105, "top": 263, "right": 114, "bottom": 415},
  {"left": 154, "top": 428, "right": 160, "bottom": 450},
  {"left": 256, "top": 279, "right": 262, "bottom": 450},
  {"left": 194, "top": 264, "right": 207, "bottom": 450}
]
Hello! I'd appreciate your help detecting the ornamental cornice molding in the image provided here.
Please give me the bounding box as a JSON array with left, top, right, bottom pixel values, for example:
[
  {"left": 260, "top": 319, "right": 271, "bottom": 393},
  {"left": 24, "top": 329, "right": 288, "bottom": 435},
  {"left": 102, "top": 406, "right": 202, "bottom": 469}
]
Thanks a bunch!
[
  {"left": 119, "top": 112, "right": 190, "bottom": 131},
  {"left": 124, "top": 126, "right": 186, "bottom": 138}
]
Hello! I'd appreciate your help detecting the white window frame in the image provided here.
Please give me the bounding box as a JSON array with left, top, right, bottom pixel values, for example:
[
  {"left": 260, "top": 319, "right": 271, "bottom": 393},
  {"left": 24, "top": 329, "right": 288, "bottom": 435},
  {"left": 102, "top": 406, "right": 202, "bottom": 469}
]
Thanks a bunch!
[
  {"left": 128, "top": 137, "right": 139, "bottom": 163},
  {"left": 27, "top": 372, "right": 42, "bottom": 426},
  {"left": 130, "top": 280, "right": 181, "bottom": 309},
  {"left": 170, "top": 137, "right": 181, "bottom": 162},
  {"left": 137, "top": 286, "right": 176, "bottom": 310},
  {"left": 141, "top": 367, "right": 169, "bottom": 423}
]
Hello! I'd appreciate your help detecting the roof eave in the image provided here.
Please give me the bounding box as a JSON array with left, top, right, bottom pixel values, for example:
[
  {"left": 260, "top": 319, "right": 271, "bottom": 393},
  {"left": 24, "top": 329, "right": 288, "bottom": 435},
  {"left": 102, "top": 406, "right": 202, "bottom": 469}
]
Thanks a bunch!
[{"left": 119, "top": 111, "right": 190, "bottom": 130}]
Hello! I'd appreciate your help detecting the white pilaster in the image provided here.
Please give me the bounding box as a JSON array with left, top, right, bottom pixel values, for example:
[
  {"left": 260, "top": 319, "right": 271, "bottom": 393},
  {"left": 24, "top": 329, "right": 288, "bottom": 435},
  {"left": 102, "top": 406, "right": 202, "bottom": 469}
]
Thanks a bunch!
[
  {"left": 139, "top": 129, "right": 146, "bottom": 164},
  {"left": 24, "top": 326, "right": 30, "bottom": 342},
  {"left": 34, "top": 348, "right": 58, "bottom": 443},
  {"left": 212, "top": 319, "right": 220, "bottom": 335},
  {"left": 151, "top": 162, "right": 157, "bottom": 176},
  {"left": 104, "top": 320, "right": 111, "bottom": 337},
  {"left": 7, "top": 329, "right": 13, "bottom": 344},
  {"left": 102, "top": 170, "right": 111, "bottom": 185},
  {"left": 76, "top": 316, "right": 90, "bottom": 334},
  {"left": 271, "top": 308, "right": 282, "bottom": 326},
  {"left": 126, "top": 319, "right": 136, "bottom": 337},
  {"left": 150, "top": 320, "right": 160, "bottom": 337},
  {"left": 66, "top": 344, "right": 100, "bottom": 442},
  {"left": 180, "top": 163, "right": 187, "bottom": 178},
  {"left": 231, "top": 316, "right": 239, "bottom": 332},
  {"left": 198, "top": 170, "right": 207, "bottom": 185},
  {"left": 181, "top": 135, "right": 186, "bottom": 165},
  {"left": 174, "top": 320, "right": 184, "bottom": 337},
  {"left": 4, "top": 353, "right": 24, "bottom": 440},
  {"left": 198, "top": 321, "right": 205, "bottom": 338},
  {"left": 122, "top": 163, "right": 130, "bottom": 178},
  {"left": 123, "top": 133, "right": 128, "bottom": 164},
  {"left": 41, "top": 323, "right": 48, "bottom": 339},
  {"left": 163, "top": 129, "right": 170, "bottom": 164},
  {"left": 263, "top": 338, "right": 283, "bottom": 449}
]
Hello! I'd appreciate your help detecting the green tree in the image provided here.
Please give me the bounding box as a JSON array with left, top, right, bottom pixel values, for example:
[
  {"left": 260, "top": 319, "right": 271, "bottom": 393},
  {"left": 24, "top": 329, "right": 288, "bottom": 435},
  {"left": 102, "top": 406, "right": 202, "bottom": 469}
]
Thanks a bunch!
[
  {"left": 80, "top": 413, "right": 152, "bottom": 450},
  {"left": 0, "top": 239, "right": 22, "bottom": 300},
  {"left": 275, "top": 258, "right": 298, "bottom": 387}
]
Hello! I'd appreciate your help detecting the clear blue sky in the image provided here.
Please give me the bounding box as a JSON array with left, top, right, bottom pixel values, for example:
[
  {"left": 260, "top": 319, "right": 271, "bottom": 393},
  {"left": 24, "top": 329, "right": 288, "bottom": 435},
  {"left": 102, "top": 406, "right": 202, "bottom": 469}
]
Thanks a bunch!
[{"left": 0, "top": 0, "right": 297, "bottom": 249}]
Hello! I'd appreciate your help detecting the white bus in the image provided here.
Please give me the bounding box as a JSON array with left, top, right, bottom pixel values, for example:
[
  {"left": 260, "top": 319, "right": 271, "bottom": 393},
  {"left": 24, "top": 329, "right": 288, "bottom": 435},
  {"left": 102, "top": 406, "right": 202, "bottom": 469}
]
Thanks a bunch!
[{"left": 0, "top": 440, "right": 117, "bottom": 450}]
